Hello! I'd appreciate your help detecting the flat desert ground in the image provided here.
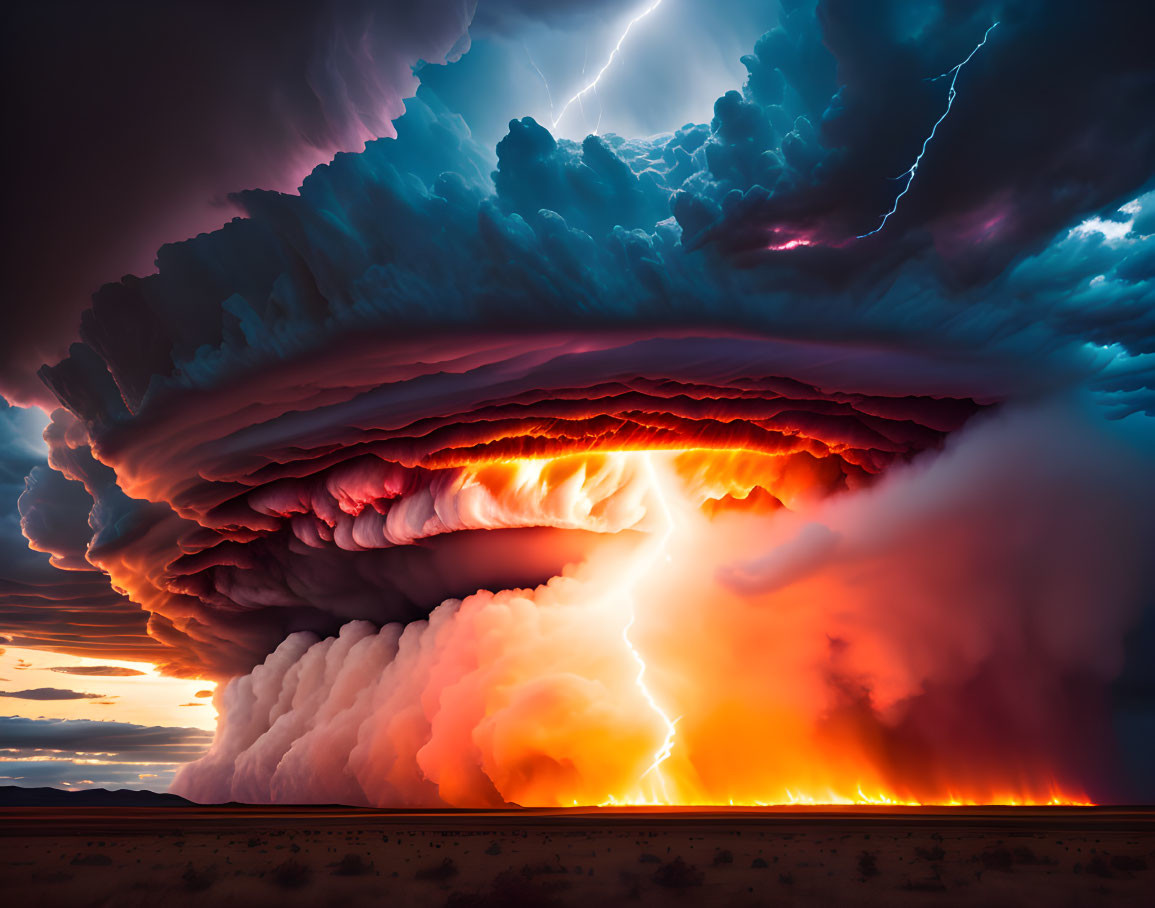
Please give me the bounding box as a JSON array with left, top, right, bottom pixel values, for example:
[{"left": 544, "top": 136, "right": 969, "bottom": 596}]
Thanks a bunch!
[{"left": 1, "top": 806, "right": 1152, "bottom": 907}]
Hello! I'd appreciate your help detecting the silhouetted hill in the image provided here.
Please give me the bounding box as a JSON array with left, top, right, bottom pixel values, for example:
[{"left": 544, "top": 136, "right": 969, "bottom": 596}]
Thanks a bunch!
[{"left": 0, "top": 785, "right": 191, "bottom": 807}]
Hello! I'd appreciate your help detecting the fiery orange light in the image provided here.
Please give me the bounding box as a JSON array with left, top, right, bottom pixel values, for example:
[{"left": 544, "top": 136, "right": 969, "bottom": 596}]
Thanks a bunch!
[
  {"left": 442, "top": 449, "right": 1097, "bottom": 809},
  {"left": 110, "top": 441, "right": 1100, "bottom": 809}
]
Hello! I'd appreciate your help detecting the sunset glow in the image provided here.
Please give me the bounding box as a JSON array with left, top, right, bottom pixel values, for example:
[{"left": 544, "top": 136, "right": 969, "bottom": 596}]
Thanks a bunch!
[{"left": 0, "top": 647, "right": 215, "bottom": 730}]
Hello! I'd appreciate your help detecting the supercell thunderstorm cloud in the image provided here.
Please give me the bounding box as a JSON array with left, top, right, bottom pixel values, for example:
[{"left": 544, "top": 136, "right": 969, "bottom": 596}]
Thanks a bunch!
[{"left": 3, "top": 0, "right": 1155, "bottom": 807}]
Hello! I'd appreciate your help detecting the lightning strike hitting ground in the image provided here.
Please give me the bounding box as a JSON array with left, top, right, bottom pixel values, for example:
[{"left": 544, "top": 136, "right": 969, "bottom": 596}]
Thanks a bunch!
[
  {"left": 857, "top": 21, "right": 1000, "bottom": 239},
  {"left": 612, "top": 452, "right": 679, "bottom": 804},
  {"left": 551, "top": 0, "right": 665, "bottom": 132}
]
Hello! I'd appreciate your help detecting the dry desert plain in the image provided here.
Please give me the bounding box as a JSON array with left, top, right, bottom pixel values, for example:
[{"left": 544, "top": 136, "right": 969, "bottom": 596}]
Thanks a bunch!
[{"left": 1, "top": 805, "right": 1153, "bottom": 907}]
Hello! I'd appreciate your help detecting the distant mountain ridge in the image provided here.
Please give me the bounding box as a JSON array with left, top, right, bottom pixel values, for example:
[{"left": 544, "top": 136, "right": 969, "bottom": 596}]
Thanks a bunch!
[{"left": 0, "top": 785, "right": 192, "bottom": 807}]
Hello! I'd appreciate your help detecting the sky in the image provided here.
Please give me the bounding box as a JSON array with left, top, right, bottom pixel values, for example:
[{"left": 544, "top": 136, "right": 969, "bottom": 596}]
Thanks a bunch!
[{"left": 0, "top": 0, "right": 1153, "bottom": 802}]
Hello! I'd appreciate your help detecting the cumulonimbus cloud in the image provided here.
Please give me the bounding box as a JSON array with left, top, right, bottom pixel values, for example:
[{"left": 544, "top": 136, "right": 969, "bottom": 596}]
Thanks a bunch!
[{"left": 3, "top": 0, "right": 1154, "bottom": 805}]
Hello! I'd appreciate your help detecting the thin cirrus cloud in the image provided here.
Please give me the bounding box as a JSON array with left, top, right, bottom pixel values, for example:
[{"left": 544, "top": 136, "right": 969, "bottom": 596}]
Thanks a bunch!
[
  {"left": 0, "top": 688, "right": 105, "bottom": 701},
  {"left": 0, "top": 716, "right": 214, "bottom": 763},
  {"left": 0, "top": 716, "right": 214, "bottom": 791}
]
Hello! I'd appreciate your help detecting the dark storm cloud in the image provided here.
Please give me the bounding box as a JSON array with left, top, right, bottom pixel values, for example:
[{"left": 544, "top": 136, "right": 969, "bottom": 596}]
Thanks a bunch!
[
  {"left": 472, "top": 0, "right": 636, "bottom": 32},
  {"left": 13, "top": 0, "right": 1150, "bottom": 679},
  {"left": 0, "top": 0, "right": 480, "bottom": 405},
  {"left": 38, "top": 99, "right": 1154, "bottom": 427},
  {"left": 698, "top": 0, "right": 1155, "bottom": 278},
  {"left": 0, "top": 399, "right": 162, "bottom": 664},
  {"left": 0, "top": 0, "right": 715, "bottom": 406},
  {"left": 12, "top": 0, "right": 1154, "bottom": 408},
  {"left": 17, "top": 465, "right": 94, "bottom": 572},
  {"left": 0, "top": 688, "right": 104, "bottom": 701}
]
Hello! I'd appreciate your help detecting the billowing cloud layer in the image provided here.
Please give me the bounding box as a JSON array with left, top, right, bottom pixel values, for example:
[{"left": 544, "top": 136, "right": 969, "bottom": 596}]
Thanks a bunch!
[
  {"left": 0, "top": 400, "right": 162, "bottom": 663},
  {"left": 3, "top": 0, "right": 603, "bottom": 404},
  {"left": 2, "top": 0, "right": 1154, "bottom": 803},
  {"left": 31, "top": 333, "right": 993, "bottom": 677},
  {"left": 174, "top": 402, "right": 1155, "bottom": 805}
]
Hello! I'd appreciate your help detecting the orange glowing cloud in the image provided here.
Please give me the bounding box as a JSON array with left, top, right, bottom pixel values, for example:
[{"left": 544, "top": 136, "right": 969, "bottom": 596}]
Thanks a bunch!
[
  {"left": 173, "top": 399, "right": 1150, "bottom": 807},
  {"left": 19, "top": 330, "right": 1151, "bottom": 808}
]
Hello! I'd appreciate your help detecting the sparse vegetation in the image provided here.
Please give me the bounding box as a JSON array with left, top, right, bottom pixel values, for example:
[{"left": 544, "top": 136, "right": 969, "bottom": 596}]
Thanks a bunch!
[
  {"left": 70, "top": 853, "right": 112, "bottom": 867},
  {"left": 520, "top": 861, "right": 565, "bottom": 877},
  {"left": 270, "top": 858, "right": 311, "bottom": 889},
  {"left": 445, "top": 869, "right": 563, "bottom": 908},
  {"left": 1110, "top": 854, "right": 1148, "bottom": 873},
  {"left": 332, "top": 852, "right": 372, "bottom": 876},
  {"left": 903, "top": 875, "right": 946, "bottom": 892},
  {"left": 980, "top": 847, "right": 1014, "bottom": 871},
  {"left": 11, "top": 808, "right": 1152, "bottom": 907},
  {"left": 652, "top": 856, "right": 703, "bottom": 890},
  {"left": 416, "top": 857, "right": 459, "bottom": 881},
  {"left": 181, "top": 863, "right": 216, "bottom": 892},
  {"left": 1012, "top": 845, "right": 1052, "bottom": 865}
]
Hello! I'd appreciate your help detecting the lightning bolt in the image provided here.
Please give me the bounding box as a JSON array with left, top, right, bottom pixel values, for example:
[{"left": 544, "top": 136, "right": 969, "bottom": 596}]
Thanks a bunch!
[
  {"left": 551, "top": 0, "right": 665, "bottom": 133},
  {"left": 524, "top": 44, "right": 555, "bottom": 124},
  {"left": 611, "top": 451, "right": 679, "bottom": 804},
  {"left": 857, "top": 21, "right": 999, "bottom": 239}
]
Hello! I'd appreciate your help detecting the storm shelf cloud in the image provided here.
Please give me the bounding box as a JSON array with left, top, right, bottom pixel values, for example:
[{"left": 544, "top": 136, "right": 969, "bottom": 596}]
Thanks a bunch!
[{"left": 0, "top": 0, "right": 1153, "bottom": 805}]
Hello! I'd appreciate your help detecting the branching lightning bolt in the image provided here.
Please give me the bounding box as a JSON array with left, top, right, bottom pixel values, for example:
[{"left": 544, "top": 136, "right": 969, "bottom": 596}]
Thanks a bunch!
[
  {"left": 857, "top": 21, "right": 999, "bottom": 239},
  {"left": 611, "top": 452, "right": 679, "bottom": 804},
  {"left": 551, "top": 0, "right": 665, "bottom": 133},
  {"left": 524, "top": 44, "right": 555, "bottom": 124}
]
